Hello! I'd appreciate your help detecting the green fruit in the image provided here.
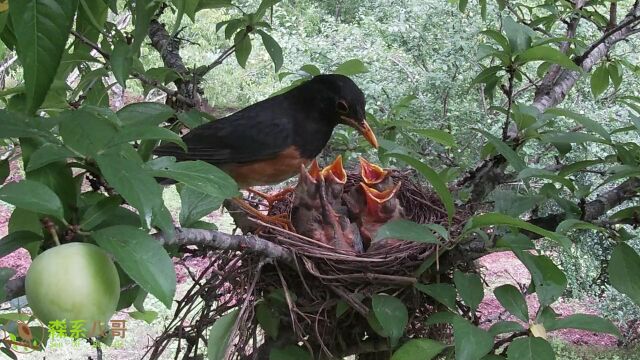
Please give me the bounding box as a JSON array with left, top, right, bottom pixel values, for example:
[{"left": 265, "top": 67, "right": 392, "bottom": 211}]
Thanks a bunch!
[{"left": 25, "top": 242, "right": 120, "bottom": 337}]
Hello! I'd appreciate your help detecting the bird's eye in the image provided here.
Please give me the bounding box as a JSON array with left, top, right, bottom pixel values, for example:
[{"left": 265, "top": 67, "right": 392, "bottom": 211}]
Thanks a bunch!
[{"left": 336, "top": 100, "right": 349, "bottom": 114}]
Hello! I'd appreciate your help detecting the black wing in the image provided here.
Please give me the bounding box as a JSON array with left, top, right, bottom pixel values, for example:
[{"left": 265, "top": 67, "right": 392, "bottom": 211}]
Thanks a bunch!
[{"left": 153, "top": 103, "right": 295, "bottom": 165}]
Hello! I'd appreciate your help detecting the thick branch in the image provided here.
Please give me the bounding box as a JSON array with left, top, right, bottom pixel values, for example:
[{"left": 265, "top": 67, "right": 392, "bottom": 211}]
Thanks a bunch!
[
  {"left": 153, "top": 227, "right": 294, "bottom": 264},
  {"left": 533, "top": 3, "right": 640, "bottom": 111},
  {"left": 538, "top": 0, "right": 586, "bottom": 89},
  {"left": 529, "top": 177, "right": 640, "bottom": 231}
]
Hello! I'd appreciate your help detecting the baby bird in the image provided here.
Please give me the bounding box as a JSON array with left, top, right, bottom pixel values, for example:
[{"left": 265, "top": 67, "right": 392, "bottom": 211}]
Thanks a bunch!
[{"left": 353, "top": 182, "right": 405, "bottom": 251}]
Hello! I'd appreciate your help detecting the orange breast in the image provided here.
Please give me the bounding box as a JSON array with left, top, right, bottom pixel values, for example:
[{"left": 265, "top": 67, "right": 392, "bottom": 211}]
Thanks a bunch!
[{"left": 221, "top": 147, "right": 311, "bottom": 188}]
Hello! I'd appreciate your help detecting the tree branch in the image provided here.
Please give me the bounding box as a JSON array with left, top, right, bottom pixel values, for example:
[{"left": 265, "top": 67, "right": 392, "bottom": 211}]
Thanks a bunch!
[{"left": 153, "top": 227, "right": 295, "bottom": 264}]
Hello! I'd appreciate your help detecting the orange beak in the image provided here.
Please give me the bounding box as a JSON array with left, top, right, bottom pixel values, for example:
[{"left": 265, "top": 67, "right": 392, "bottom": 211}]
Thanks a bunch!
[
  {"left": 341, "top": 116, "right": 379, "bottom": 148},
  {"left": 321, "top": 155, "right": 347, "bottom": 184},
  {"left": 299, "top": 159, "right": 321, "bottom": 184},
  {"left": 358, "top": 156, "right": 389, "bottom": 185},
  {"left": 308, "top": 159, "right": 321, "bottom": 181},
  {"left": 360, "top": 181, "right": 401, "bottom": 214}
]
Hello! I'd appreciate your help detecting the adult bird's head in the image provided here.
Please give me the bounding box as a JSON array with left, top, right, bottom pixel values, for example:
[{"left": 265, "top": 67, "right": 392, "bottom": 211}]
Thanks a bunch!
[{"left": 307, "top": 74, "right": 378, "bottom": 149}]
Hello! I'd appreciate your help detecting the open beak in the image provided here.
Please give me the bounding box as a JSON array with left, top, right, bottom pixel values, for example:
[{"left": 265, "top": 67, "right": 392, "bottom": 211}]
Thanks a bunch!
[
  {"left": 321, "top": 155, "right": 347, "bottom": 184},
  {"left": 308, "top": 159, "right": 321, "bottom": 181},
  {"left": 341, "top": 116, "right": 379, "bottom": 148},
  {"left": 358, "top": 156, "right": 388, "bottom": 185},
  {"left": 360, "top": 181, "right": 401, "bottom": 214},
  {"left": 300, "top": 159, "right": 321, "bottom": 184}
]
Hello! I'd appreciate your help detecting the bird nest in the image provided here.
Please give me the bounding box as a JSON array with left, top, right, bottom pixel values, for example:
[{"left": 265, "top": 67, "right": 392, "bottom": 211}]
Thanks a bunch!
[
  {"left": 148, "top": 165, "right": 474, "bottom": 359},
  {"left": 261, "top": 169, "right": 467, "bottom": 284}
]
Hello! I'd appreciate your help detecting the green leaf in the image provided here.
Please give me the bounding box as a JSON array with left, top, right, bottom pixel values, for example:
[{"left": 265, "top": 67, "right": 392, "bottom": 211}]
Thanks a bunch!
[
  {"left": 609, "top": 243, "right": 640, "bottom": 307},
  {"left": 179, "top": 186, "right": 225, "bottom": 227},
  {"left": 93, "top": 225, "right": 176, "bottom": 308},
  {"left": 591, "top": 65, "right": 609, "bottom": 99},
  {"left": 541, "top": 131, "right": 608, "bottom": 145},
  {"left": 503, "top": 16, "right": 532, "bottom": 54},
  {"left": 516, "top": 252, "right": 567, "bottom": 307},
  {"left": 269, "top": 345, "right": 311, "bottom": 360},
  {"left": 458, "top": 0, "right": 468, "bottom": 12},
  {"left": 555, "top": 219, "right": 603, "bottom": 234},
  {"left": 495, "top": 233, "right": 535, "bottom": 251},
  {"left": 470, "top": 65, "right": 503, "bottom": 86},
  {"left": 197, "top": 0, "right": 233, "bottom": 11},
  {"left": 151, "top": 160, "right": 239, "bottom": 199},
  {"left": 0, "top": 111, "right": 46, "bottom": 139},
  {"left": 516, "top": 46, "right": 580, "bottom": 71},
  {"left": 59, "top": 109, "right": 119, "bottom": 157},
  {"left": 489, "top": 321, "right": 526, "bottom": 336},
  {"left": 26, "top": 144, "right": 77, "bottom": 171},
  {"left": 475, "top": 129, "right": 526, "bottom": 171},
  {"left": 234, "top": 30, "right": 252, "bottom": 68},
  {"left": 255, "top": 0, "right": 282, "bottom": 19},
  {"left": 492, "top": 191, "right": 542, "bottom": 217},
  {"left": 546, "top": 314, "right": 620, "bottom": 338},
  {"left": 96, "top": 152, "right": 164, "bottom": 228},
  {"left": 425, "top": 311, "right": 457, "bottom": 325},
  {"left": 300, "top": 64, "right": 321, "bottom": 76},
  {"left": 334, "top": 59, "right": 368, "bottom": 76},
  {"left": 480, "top": 30, "right": 510, "bottom": 53},
  {"left": 257, "top": 30, "right": 283, "bottom": 72},
  {"left": 507, "top": 337, "right": 555, "bottom": 360},
  {"left": 0, "top": 231, "right": 42, "bottom": 258},
  {"left": 111, "top": 40, "right": 132, "bottom": 87},
  {"left": 374, "top": 219, "right": 442, "bottom": 244},
  {"left": 75, "top": 0, "right": 108, "bottom": 55},
  {"left": 10, "top": 0, "right": 78, "bottom": 113},
  {"left": 608, "top": 63, "right": 623, "bottom": 89},
  {"left": 371, "top": 294, "right": 408, "bottom": 346},
  {"left": 517, "top": 168, "right": 575, "bottom": 193},
  {"left": 207, "top": 309, "right": 239, "bottom": 360},
  {"left": 558, "top": 159, "right": 604, "bottom": 177},
  {"left": 494, "top": 284, "right": 529, "bottom": 322},
  {"left": 177, "top": 110, "right": 211, "bottom": 128},
  {"left": 132, "top": 0, "right": 159, "bottom": 56},
  {"left": 109, "top": 126, "right": 187, "bottom": 151},
  {"left": 453, "top": 317, "right": 494, "bottom": 360},
  {"left": 609, "top": 206, "right": 640, "bottom": 222},
  {"left": 391, "top": 339, "right": 446, "bottom": 360},
  {"left": 256, "top": 302, "right": 279, "bottom": 340},
  {"left": 453, "top": 271, "right": 484, "bottom": 311},
  {"left": 128, "top": 310, "right": 158, "bottom": 324},
  {"left": 387, "top": 153, "right": 454, "bottom": 223},
  {"left": 79, "top": 196, "right": 123, "bottom": 230},
  {"left": 545, "top": 108, "right": 610, "bottom": 142},
  {"left": 479, "top": 0, "right": 487, "bottom": 20},
  {"left": 117, "top": 102, "right": 175, "bottom": 127},
  {"left": 0, "top": 180, "right": 65, "bottom": 221},
  {"left": 412, "top": 128, "right": 456, "bottom": 148},
  {"left": 465, "top": 213, "right": 571, "bottom": 250},
  {"left": 415, "top": 283, "right": 457, "bottom": 311}
]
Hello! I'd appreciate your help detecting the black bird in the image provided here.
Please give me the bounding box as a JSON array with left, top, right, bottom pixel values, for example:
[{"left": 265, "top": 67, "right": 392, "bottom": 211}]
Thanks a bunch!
[{"left": 153, "top": 74, "right": 378, "bottom": 223}]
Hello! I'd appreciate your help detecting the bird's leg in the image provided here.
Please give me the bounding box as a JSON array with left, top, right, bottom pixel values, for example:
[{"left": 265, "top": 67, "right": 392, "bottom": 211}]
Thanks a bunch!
[
  {"left": 230, "top": 197, "right": 292, "bottom": 230},
  {"left": 246, "top": 187, "right": 295, "bottom": 208}
]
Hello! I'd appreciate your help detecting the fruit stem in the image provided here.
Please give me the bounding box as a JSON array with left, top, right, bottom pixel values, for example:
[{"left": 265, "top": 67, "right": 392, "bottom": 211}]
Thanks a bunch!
[{"left": 50, "top": 230, "right": 61, "bottom": 246}]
